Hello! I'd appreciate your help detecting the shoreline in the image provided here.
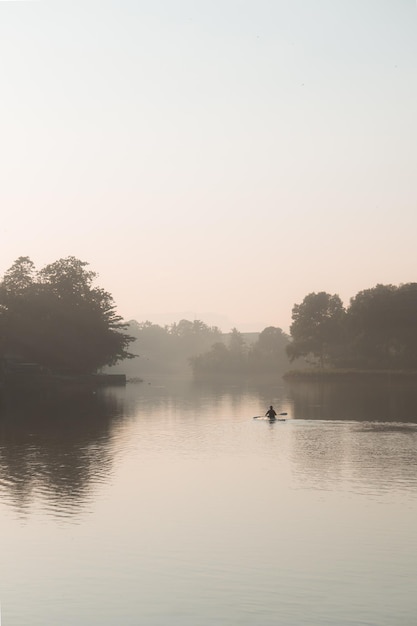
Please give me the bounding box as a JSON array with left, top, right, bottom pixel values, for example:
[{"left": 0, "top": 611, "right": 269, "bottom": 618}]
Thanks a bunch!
[{"left": 283, "top": 369, "right": 417, "bottom": 382}]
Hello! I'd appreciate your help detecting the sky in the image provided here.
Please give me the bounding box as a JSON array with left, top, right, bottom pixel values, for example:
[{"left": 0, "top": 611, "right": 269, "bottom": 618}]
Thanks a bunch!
[{"left": 1, "top": 1, "right": 416, "bottom": 332}]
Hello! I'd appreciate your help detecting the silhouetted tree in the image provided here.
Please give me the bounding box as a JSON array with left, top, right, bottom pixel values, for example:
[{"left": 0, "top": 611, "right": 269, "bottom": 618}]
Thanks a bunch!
[
  {"left": 287, "top": 292, "right": 346, "bottom": 367},
  {"left": 0, "top": 256, "right": 135, "bottom": 374},
  {"left": 1, "top": 256, "right": 36, "bottom": 295},
  {"left": 347, "top": 283, "right": 417, "bottom": 368}
]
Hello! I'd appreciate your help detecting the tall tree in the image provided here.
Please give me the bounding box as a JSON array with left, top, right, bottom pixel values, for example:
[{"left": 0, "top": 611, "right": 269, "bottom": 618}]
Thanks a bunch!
[
  {"left": 287, "top": 292, "right": 346, "bottom": 367},
  {"left": 228, "top": 327, "right": 247, "bottom": 373},
  {"left": 1, "top": 256, "right": 36, "bottom": 296}
]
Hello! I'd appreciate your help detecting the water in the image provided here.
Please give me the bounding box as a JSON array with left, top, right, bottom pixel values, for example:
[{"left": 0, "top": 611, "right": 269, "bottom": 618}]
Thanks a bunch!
[{"left": 0, "top": 378, "right": 417, "bottom": 625}]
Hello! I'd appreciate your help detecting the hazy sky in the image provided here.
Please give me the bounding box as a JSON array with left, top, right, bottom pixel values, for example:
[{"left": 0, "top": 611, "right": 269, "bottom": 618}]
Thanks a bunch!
[{"left": 1, "top": 1, "right": 416, "bottom": 332}]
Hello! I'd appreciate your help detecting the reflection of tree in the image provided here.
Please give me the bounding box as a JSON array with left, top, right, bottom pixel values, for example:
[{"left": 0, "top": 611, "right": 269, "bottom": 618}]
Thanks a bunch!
[
  {"left": 0, "top": 389, "right": 125, "bottom": 517},
  {"left": 286, "top": 379, "right": 417, "bottom": 422},
  {"left": 121, "top": 377, "right": 245, "bottom": 417},
  {"left": 121, "top": 376, "right": 290, "bottom": 422}
]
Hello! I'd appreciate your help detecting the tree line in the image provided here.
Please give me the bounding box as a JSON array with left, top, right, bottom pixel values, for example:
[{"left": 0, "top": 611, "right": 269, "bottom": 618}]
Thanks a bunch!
[
  {"left": 2, "top": 256, "right": 416, "bottom": 378},
  {"left": 113, "top": 319, "right": 223, "bottom": 376},
  {"left": 288, "top": 284, "right": 417, "bottom": 370},
  {"left": 190, "top": 326, "right": 291, "bottom": 378}
]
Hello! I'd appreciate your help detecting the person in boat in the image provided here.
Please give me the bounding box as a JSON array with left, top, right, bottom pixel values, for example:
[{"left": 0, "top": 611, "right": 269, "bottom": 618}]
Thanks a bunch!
[{"left": 265, "top": 405, "right": 277, "bottom": 420}]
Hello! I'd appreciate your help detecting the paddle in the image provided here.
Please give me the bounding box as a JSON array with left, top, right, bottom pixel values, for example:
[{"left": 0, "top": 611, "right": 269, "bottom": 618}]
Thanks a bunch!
[{"left": 253, "top": 412, "right": 287, "bottom": 419}]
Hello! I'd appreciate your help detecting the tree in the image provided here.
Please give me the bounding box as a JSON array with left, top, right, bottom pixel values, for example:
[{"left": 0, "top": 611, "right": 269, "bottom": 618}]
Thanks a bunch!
[
  {"left": 191, "top": 342, "right": 230, "bottom": 377},
  {"left": 248, "top": 326, "right": 290, "bottom": 373},
  {"left": 0, "top": 256, "right": 135, "bottom": 374},
  {"left": 287, "top": 292, "right": 346, "bottom": 367},
  {"left": 347, "top": 283, "right": 417, "bottom": 368},
  {"left": 189, "top": 328, "right": 248, "bottom": 378},
  {"left": 229, "top": 328, "right": 246, "bottom": 353},
  {"left": 393, "top": 283, "right": 417, "bottom": 367},
  {"left": 227, "top": 328, "right": 247, "bottom": 373},
  {"left": 169, "top": 319, "right": 222, "bottom": 365},
  {"left": 0, "top": 256, "right": 38, "bottom": 360},
  {"left": 1, "top": 256, "right": 36, "bottom": 296}
]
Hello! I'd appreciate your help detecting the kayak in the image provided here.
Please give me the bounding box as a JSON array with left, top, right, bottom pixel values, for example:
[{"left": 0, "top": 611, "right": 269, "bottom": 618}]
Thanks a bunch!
[
  {"left": 253, "top": 416, "right": 286, "bottom": 421},
  {"left": 253, "top": 412, "right": 287, "bottom": 420}
]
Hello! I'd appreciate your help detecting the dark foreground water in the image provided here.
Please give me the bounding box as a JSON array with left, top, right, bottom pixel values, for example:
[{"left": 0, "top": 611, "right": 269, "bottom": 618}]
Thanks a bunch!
[{"left": 0, "top": 378, "right": 417, "bottom": 625}]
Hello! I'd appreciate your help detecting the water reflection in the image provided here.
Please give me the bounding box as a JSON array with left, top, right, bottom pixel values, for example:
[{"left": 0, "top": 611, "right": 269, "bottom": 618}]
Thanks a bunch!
[
  {"left": 0, "top": 388, "right": 125, "bottom": 519},
  {"left": 284, "top": 378, "right": 417, "bottom": 495},
  {"left": 0, "top": 377, "right": 286, "bottom": 519},
  {"left": 1, "top": 378, "right": 416, "bottom": 626},
  {"left": 119, "top": 375, "right": 290, "bottom": 418},
  {"left": 286, "top": 379, "right": 417, "bottom": 422},
  {"left": 2, "top": 376, "right": 417, "bottom": 520}
]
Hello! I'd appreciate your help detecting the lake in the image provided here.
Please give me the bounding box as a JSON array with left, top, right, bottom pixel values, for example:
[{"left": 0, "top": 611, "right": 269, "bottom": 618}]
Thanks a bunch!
[{"left": 0, "top": 377, "right": 417, "bottom": 625}]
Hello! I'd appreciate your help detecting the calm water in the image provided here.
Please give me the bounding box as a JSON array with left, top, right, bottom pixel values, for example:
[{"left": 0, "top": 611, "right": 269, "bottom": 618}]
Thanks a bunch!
[{"left": 0, "top": 378, "right": 417, "bottom": 626}]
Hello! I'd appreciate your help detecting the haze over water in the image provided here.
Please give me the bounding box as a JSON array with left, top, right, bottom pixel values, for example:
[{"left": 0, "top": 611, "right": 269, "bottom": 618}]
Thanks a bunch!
[{"left": 1, "top": 379, "right": 416, "bottom": 625}]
